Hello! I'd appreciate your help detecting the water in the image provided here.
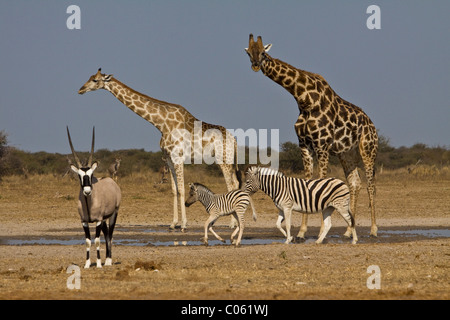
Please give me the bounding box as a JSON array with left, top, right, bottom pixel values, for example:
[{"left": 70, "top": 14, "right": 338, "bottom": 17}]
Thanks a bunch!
[
  {"left": 0, "top": 237, "right": 285, "bottom": 247},
  {"left": 378, "top": 229, "right": 450, "bottom": 238},
  {"left": 1, "top": 228, "right": 448, "bottom": 247}
]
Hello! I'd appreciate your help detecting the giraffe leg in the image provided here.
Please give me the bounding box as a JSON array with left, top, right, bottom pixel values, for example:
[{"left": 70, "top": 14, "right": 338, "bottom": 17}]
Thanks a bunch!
[
  {"left": 338, "top": 152, "right": 361, "bottom": 238},
  {"left": 361, "top": 149, "right": 378, "bottom": 237},
  {"left": 315, "top": 148, "right": 331, "bottom": 238},
  {"left": 174, "top": 163, "right": 187, "bottom": 232},
  {"left": 297, "top": 146, "right": 314, "bottom": 239},
  {"left": 168, "top": 166, "right": 179, "bottom": 231}
]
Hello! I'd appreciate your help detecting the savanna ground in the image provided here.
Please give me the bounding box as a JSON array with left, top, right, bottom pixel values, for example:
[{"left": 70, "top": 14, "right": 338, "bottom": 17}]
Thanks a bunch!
[{"left": 0, "top": 166, "right": 448, "bottom": 300}]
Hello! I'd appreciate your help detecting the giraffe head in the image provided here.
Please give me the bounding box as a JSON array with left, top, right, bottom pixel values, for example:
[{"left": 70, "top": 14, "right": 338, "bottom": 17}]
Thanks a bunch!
[
  {"left": 245, "top": 34, "right": 272, "bottom": 72},
  {"left": 78, "top": 68, "right": 113, "bottom": 94}
]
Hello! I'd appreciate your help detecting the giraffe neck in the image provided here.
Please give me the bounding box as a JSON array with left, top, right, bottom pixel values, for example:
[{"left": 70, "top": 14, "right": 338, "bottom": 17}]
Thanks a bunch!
[
  {"left": 104, "top": 78, "right": 182, "bottom": 133},
  {"left": 261, "top": 55, "right": 334, "bottom": 112}
]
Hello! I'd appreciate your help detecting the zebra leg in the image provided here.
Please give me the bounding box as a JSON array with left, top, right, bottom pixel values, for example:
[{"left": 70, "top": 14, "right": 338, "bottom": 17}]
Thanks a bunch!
[
  {"left": 316, "top": 208, "right": 333, "bottom": 244},
  {"left": 276, "top": 210, "right": 287, "bottom": 238},
  {"left": 284, "top": 207, "right": 294, "bottom": 244},
  {"left": 248, "top": 196, "right": 257, "bottom": 221},
  {"left": 82, "top": 222, "right": 91, "bottom": 269},
  {"left": 335, "top": 203, "right": 358, "bottom": 244},
  {"left": 204, "top": 215, "right": 221, "bottom": 245},
  {"left": 95, "top": 221, "right": 102, "bottom": 268},
  {"left": 230, "top": 213, "right": 239, "bottom": 245},
  {"left": 208, "top": 225, "right": 225, "bottom": 243},
  {"left": 231, "top": 211, "right": 245, "bottom": 247},
  {"left": 317, "top": 209, "right": 334, "bottom": 239}
]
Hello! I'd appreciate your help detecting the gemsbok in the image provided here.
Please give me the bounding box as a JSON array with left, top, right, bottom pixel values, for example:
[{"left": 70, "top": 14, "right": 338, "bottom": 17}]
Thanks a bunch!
[
  {"left": 67, "top": 126, "right": 121, "bottom": 268},
  {"left": 108, "top": 157, "right": 121, "bottom": 181}
]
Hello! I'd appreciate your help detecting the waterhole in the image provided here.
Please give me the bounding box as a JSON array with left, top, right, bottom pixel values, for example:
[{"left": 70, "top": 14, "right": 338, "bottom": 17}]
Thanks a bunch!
[{"left": 0, "top": 227, "right": 448, "bottom": 247}]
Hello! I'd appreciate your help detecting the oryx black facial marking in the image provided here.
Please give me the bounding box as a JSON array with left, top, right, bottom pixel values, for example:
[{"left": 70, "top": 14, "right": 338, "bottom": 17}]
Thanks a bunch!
[{"left": 76, "top": 166, "right": 96, "bottom": 196}]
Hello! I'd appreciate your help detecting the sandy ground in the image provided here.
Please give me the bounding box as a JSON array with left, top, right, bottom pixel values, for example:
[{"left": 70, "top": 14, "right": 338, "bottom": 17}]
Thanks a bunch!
[{"left": 0, "top": 173, "right": 449, "bottom": 300}]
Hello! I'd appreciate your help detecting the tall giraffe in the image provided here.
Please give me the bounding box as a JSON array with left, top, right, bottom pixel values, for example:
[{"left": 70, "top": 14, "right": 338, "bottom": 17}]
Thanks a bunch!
[
  {"left": 78, "top": 69, "right": 240, "bottom": 231},
  {"left": 245, "top": 34, "right": 378, "bottom": 237}
]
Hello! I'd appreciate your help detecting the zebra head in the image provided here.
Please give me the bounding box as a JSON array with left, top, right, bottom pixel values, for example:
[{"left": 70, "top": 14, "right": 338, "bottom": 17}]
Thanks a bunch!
[
  {"left": 245, "top": 166, "right": 261, "bottom": 194},
  {"left": 185, "top": 183, "right": 199, "bottom": 207},
  {"left": 246, "top": 166, "right": 285, "bottom": 195}
]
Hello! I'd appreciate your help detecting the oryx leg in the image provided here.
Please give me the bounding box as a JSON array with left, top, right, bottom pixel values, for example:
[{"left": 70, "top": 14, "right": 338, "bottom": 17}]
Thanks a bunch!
[
  {"left": 103, "top": 211, "right": 117, "bottom": 266},
  {"left": 82, "top": 222, "right": 91, "bottom": 269},
  {"left": 95, "top": 221, "right": 102, "bottom": 268}
]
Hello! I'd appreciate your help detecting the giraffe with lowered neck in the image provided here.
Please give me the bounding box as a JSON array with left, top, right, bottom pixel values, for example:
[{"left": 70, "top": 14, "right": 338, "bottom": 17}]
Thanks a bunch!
[
  {"left": 245, "top": 34, "right": 378, "bottom": 237},
  {"left": 78, "top": 69, "right": 241, "bottom": 232}
]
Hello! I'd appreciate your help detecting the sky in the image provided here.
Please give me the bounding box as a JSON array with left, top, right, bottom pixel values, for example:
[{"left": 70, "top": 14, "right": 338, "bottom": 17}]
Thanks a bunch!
[{"left": 0, "top": 1, "right": 449, "bottom": 154}]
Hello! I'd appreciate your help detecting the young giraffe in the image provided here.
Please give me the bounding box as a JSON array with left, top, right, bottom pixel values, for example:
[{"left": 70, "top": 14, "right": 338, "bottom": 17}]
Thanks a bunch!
[
  {"left": 245, "top": 34, "right": 378, "bottom": 237},
  {"left": 78, "top": 69, "right": 241, "bottom": 232}
]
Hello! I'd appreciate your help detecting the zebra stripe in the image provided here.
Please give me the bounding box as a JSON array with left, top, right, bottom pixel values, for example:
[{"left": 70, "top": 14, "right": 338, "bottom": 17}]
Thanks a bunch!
[
  {"left": 185, "top": 183, "right": 254, "bottom": 246},
  {"left": 245, "top": 166, "right": 357, "bottom": 244},
  {"left": 247, "top": 167, "right": 349, "bottom": 214},
  {"left": 195, "top": 185, "right": 250, "bottom": 215}
]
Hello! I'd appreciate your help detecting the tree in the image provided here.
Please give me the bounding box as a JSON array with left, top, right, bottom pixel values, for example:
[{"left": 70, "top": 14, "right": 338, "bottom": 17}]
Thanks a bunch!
[
  {"left": 279, "top": 141, "right": 304, "bottom": 173},
  {"left": 0, "top": 131, "right": 9, "bottom": 179}
]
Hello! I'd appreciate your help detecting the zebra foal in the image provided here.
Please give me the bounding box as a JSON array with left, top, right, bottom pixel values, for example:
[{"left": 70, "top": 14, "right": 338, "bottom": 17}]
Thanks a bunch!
[
  {"left": 185, "top": 183, "right": 256, "bottom": 246},
  {"left": 245, "top": 166, "right": 357, "bottom": 244}
]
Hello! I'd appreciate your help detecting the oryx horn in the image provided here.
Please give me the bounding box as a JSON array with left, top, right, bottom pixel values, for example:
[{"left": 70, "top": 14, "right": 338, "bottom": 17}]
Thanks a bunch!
[{"left": 66, "top": 126, "right": 82, "bottom": 167}]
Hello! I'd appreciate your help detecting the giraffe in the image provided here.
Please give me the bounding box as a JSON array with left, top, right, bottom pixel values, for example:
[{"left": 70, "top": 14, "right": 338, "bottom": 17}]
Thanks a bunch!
[
  {"left": 245, "top": 34, "right": 378, "bottom": 237},
  {"left": 78, "top": 69, "right": 241, "bottom": 232}
]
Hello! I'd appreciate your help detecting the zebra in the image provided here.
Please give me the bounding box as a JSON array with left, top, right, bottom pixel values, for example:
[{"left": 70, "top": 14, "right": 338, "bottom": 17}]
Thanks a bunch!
[
  {"left": 185, "top": 183, "right": 257, "bottom": 246},
  {"left": 245, "top": 166, "right": 357, "bottom": 244}
]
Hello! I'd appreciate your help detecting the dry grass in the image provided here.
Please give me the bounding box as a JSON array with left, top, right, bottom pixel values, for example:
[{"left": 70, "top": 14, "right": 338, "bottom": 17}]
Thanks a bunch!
[
  {"left": 0, "top": 167, "right": 449, "bottom": 300},
  {"left": 1, "top": 166, "right": 449, "bottom": 229}
]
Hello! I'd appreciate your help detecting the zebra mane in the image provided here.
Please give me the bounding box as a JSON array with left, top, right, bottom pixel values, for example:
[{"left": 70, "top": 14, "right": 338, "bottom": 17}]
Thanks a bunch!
[
  {"left": 255, "top": 166, "right": 285, "bottom": 177},
  {"left": 192, "top": 182, "right": 215, "bottom": 195}
]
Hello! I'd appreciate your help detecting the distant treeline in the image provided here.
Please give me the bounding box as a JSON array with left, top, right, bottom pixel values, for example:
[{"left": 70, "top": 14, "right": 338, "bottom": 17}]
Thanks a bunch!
[{"left": 0, "top": 130, "right": 449, "bottom": 178}]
